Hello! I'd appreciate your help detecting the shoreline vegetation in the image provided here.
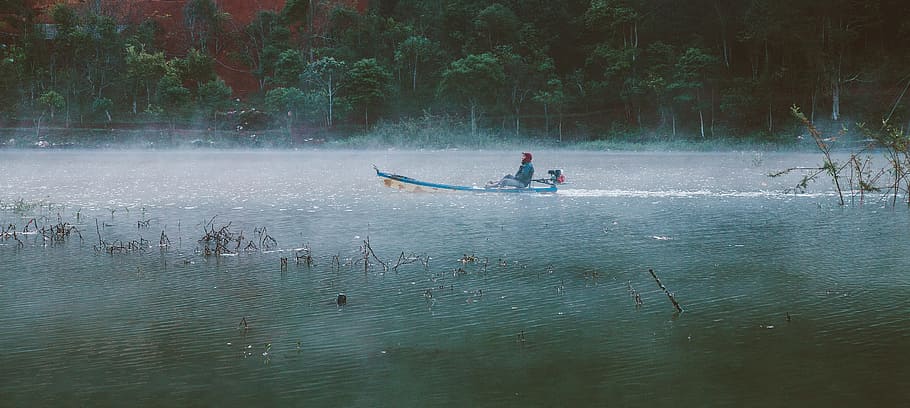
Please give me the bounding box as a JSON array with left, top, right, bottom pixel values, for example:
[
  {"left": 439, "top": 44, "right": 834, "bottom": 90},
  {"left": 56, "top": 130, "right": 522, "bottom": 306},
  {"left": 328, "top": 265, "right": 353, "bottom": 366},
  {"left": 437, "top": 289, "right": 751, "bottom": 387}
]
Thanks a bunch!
[{"left": 0, "top": 115, "right": 869, "bottom": 152}]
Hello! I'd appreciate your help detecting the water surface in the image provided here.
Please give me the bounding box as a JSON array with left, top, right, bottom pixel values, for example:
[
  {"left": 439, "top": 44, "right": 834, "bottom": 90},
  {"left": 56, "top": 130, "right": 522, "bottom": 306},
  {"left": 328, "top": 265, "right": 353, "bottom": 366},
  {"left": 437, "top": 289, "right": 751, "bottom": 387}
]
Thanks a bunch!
[{"left": 1, "top": 150, "right": 907, "bottom": 407}]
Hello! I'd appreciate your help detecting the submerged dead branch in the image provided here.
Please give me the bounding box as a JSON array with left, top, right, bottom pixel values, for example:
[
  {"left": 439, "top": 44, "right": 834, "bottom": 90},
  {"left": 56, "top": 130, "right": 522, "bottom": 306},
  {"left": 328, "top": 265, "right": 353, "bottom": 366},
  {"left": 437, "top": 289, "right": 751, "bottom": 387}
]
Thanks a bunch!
[
  {"left": 357, "top": 236, "right": 387, "bottom": 273},
  {"left": 0, "top": 224, "right": 25, "bottom": 248},
  {"left": 159, "top": 230, "right": 171, "bottom": 248},
  {"left": 648, "top": 268, "right": 683, "bottom": 313},
  {"left": 194, "top": 219, "right": 280, "bottom": 257},
  {"left": 392, "top": 251, "right": 425, "bottom": 272},
  {"left": 296, "top": 244, "right": 314, "bottom": 267}
]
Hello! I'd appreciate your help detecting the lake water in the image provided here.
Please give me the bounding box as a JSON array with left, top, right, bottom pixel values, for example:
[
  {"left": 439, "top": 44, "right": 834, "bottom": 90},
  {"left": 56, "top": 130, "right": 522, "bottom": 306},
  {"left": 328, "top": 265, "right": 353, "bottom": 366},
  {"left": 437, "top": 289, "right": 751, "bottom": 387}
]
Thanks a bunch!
[{"left": 1, "top": 149, "right": 908, "bottom": 407}]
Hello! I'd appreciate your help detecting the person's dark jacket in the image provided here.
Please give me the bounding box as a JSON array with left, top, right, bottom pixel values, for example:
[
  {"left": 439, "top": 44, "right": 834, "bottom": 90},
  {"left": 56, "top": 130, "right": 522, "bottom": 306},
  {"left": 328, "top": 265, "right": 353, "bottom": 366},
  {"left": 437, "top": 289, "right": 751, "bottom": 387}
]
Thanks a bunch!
[{"left": 514, "top": 162, "right": 534, "bottom": 186}]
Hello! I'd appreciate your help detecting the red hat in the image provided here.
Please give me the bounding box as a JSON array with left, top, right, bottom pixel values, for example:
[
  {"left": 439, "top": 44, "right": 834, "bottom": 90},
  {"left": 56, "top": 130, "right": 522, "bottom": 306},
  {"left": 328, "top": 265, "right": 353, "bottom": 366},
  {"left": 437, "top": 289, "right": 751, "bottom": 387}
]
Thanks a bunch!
[{"left": 522, "top": 152, "right": 532, "bottom": 163}]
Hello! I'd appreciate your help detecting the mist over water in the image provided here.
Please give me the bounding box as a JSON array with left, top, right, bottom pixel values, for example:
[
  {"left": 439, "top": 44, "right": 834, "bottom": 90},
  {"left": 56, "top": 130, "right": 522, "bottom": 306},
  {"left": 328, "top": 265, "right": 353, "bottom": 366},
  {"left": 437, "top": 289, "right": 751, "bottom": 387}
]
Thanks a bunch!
[{"left": 1, "top": 149, "right": 908, "bottom": 407}]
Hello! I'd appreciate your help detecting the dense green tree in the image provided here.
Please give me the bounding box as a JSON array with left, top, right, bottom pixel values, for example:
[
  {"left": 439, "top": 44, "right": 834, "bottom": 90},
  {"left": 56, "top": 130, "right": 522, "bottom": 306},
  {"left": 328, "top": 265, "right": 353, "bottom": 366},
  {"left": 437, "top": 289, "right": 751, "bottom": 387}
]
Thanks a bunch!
[
  {"left": 271, "top": 49, "right": 304, "bottom": 87},
  {"left": 183, "top": 0, "right": 228, "bottom": 53},
  {"left": 668, "top": 47, "right": 717, "bottom": 137},
  {"left": 197, "top": 78, "right": 233, "bottom": 121},
  {"left": 282, "top": 0, "right": 311, "bottom": 27},
  {"left": 42, "top": 5, "right": 126, "bottom": 124},
  {"left": 581, "top": 0, "right": 644, "bottom": 128},
  {"left": 473, "top": 3, "right": 520, "bottom": 51},
  {"left": 91, "top": 96, "right": 112, "bottom": 122},
  {"left": 264, "top": 86, "right": 306, "bottom": 132},
  {"left": 325, "top": 6, "right": 366, "bottom": 61},
  {"left": 533, "top": 77, "right": 567, "bottom": 140},
  {"left": 496, "top": 46, "right": 552, "bottom": 136},
  {"left": 156, "top": 74, "right": 191, "bottom": 128},
  {"left": 243, "top": 10, "right": 292, "bottom": 90},
  {"left": 439, "top": 52, "right": 506, "bottom": 136},
  {"left": 128, "top": 19, "right": 162, "bottom": 52},
  {"left": 37, "top": 90, "right": 64, "bottom": 119},
  {"left": 176, "top": 48, "right": 216, "bottom": 89},
  {"left": 35, "top": 90, "right": 64, "bottom": 137},
  {"left": 0, "top": 45, "right": 25, "bottom": 114},
  {"left": 125, "top": 45, "right": 167, "bottom": 114},
  {"left": 394, "top": 35, "right": 439, "bottom": 95},
  {"left": 301, "top": 56, "right": 346, "bottom": 127},
  {"left": 281, "top": 0, "right": 312, "bottom": 59},
  {"left": 345, "top": 58, "right": 392, "bottom": 127}
]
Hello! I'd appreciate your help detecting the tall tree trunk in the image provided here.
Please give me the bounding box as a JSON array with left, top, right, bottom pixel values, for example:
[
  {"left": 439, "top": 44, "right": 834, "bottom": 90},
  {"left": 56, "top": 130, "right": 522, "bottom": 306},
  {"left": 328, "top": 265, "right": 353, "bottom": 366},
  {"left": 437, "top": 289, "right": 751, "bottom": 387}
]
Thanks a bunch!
[
  {"left": 768, "top": 100, "right": 773, "bottom": 134},
  {"left": 710, "top": 88, "right": 716, "bottom": 137},
  {"left": 831, "top": 79, "right": 841, "bottom": 121},
  {"left": 558, "top": 119, "right": 563, "bottom": 143},
  {"left": 327, "top": 74, "right": 334, "bottom": 128},
  {"left": 470, "top": 102, "right": 477, "bottom": 137},
  {"left": 514, "top": 108, "right": 520, "bottom": 137},
  {"left": 714, "top": 1, "right": 730, "bottom": 69},
  {"left": 671, "top": 107, "right": 677, "bottom": 137},
  {"left": 543, "top": 103, "right": 550, "bottom": 137},
  {"left": 34, "top": 114, "right": 43, "bottom": 139},
  {"left": 699, "top": 109, "right": 705, "bottom": 138},
  {"left": 146, "top": 83, "right": 152, "bottom": 111},
  {"left": 411, "top": 54, "right": 418, "bottom": 92},
  {"left": 810, "top": 85, "right": 818, "bottom": 122}
]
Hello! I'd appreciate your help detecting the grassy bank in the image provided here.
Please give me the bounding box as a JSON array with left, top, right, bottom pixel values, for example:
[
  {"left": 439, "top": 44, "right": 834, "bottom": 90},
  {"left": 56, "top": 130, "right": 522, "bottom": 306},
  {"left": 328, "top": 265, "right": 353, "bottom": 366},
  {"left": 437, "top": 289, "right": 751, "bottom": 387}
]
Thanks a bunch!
[{"left": 0, "top": 118, "right": 854, "bottom": 152}]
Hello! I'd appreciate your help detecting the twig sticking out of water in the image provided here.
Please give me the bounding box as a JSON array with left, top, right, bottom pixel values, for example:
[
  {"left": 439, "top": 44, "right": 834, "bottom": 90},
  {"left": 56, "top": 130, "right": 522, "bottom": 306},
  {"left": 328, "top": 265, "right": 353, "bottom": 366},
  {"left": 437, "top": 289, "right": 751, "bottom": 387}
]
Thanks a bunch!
[
  {"left": 199, "top": 220, "right": 235, "bottom": 256},
  {"left": 194, "top": 219, "right": 281, "bottom": 256},
  {"left": 23, "top": 218, "right": 37, "bottom": 233},
  {"left": 648, "top": 268, "right": 683, "bottom": 313},
  {"left": 234, "top": 230, "right": 245, "bottom": 251},
  {"left": 39, "top": 214, "right": 82, "bottom": 243},
  {"left": 358, "top": 236, "right": 387, "bottom": 273},
  {"left": 0, "top": 224, "right": 25, "bottom": 248},
  {"left": 296, "top": 244, "right": 314, "bottom": 267},
  {"left": 393, "top": 252, "right": 424, "bottom": 272},
  {"left": 96, "top": 218, "right": 102, "bottom": 247},
  {"left": 628, "top": 281, "right": 643, "bottom": 307},
  {"left": 254, "top": 227, "right": 278, "bottom": 251},
  {"left": 96, "top": 238, "right": 151, "bottom": 254},
  {"left": 159, "top": 230, "right": 171, "bottom": 248},
  {"left": 280, "top": 257, "right": 288, "bottom": 270}
]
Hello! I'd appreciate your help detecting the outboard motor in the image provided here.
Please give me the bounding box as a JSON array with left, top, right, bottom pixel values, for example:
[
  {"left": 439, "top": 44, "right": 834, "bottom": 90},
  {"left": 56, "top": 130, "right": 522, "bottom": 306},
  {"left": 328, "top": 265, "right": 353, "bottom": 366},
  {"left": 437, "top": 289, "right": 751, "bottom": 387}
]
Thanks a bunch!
[{"left": 547, "top": 169, "right": 566, "bottom": 184}]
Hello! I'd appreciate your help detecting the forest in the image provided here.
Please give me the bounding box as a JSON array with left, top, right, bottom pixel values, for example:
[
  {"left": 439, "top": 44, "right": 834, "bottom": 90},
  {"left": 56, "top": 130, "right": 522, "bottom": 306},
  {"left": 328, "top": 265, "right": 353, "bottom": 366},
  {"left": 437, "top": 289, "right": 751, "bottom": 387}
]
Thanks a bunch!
[{"left": 2, "top": 0, "right": 910, "bottom": 146}]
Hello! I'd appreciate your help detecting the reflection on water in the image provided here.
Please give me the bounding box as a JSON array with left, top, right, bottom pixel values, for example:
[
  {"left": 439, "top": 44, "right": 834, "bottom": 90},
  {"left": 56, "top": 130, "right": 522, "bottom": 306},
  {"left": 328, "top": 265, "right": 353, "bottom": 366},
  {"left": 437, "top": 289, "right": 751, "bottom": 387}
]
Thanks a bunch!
[{"left": 1, "top": 150, "right": 908, "bottom": 407}]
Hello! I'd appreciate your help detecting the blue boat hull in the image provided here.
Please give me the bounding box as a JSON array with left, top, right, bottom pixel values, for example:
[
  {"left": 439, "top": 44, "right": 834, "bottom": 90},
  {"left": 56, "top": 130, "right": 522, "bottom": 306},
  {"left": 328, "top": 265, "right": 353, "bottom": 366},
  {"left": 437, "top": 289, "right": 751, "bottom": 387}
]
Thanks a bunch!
[{"left": 376, "top": 170, "right": 557, "bottom": 193}]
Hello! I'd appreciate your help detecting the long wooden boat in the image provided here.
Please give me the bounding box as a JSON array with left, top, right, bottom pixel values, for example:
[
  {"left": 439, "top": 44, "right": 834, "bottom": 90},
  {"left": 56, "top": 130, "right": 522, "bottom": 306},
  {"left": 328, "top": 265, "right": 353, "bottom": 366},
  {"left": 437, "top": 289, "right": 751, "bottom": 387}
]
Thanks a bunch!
[{"left": 374, "top": 166, "right": 561, "bottom": 193}]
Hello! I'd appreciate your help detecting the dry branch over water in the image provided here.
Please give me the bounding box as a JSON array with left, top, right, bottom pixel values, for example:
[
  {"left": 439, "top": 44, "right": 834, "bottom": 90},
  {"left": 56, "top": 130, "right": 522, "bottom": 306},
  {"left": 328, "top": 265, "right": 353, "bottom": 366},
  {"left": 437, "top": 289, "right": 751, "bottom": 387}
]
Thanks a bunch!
[{"left": 774, "top": 105, "right": 910, "bottom": 206}]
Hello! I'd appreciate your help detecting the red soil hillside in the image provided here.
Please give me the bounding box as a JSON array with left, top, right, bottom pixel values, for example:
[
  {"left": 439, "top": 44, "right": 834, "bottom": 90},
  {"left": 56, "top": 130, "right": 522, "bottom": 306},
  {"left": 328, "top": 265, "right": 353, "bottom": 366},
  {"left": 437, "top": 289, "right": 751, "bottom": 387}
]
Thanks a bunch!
[{"left": 18, "top": 0, "right": 369, "bottom": 96}]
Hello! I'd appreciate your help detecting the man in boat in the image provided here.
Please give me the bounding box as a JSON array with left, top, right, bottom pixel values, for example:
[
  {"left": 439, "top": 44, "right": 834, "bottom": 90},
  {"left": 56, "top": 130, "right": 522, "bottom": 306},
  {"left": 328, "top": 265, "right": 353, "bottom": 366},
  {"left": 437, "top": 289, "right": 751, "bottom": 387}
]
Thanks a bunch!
[{"left": 486, "top": 152, "right": 534, "bottom": 188}]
